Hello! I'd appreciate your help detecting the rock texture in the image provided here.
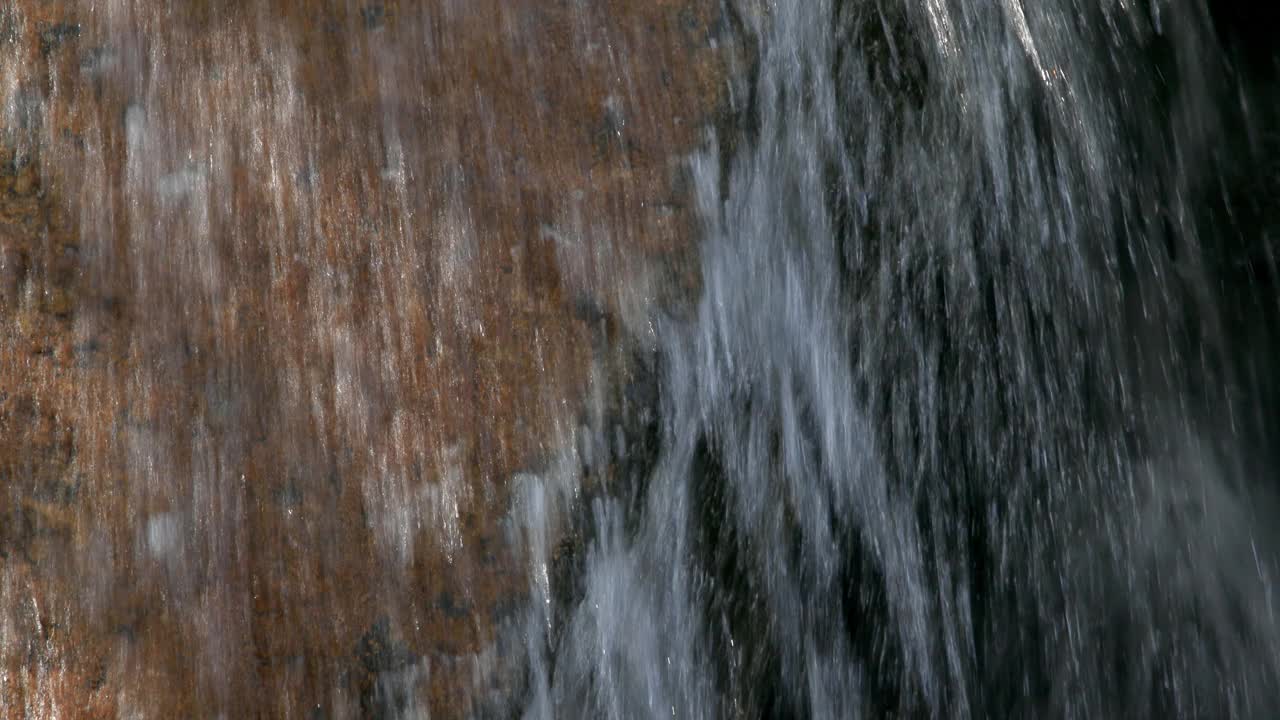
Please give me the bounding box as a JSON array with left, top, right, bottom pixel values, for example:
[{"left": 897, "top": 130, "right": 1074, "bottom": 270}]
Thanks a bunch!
[{"left": 0, "top": 1, "right": 741, "bottom": 716}]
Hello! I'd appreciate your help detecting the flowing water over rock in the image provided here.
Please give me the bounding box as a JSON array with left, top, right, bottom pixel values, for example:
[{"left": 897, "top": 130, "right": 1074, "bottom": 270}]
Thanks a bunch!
[
  {"left": 526, "top": 1, "right": 1280, "bottom": 717},
  {"left": 2, "top": 0, "right": 1279, "bottom": 717}
]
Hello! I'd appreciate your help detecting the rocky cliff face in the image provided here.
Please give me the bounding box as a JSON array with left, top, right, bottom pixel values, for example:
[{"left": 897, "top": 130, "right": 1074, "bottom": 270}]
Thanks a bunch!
[{"left": 0, "top": 1, "right": 741, "bottom": 716}]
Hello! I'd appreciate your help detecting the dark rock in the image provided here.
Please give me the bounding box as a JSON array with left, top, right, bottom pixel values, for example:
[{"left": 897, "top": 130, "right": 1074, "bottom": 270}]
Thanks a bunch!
[
  {"left": 353, "top": 618, "right": 418, "bottom": 719},
  {"left": 274, "top": 477, "right": 304, "bottom": 508},
  {"left": 38, "top": 22, "right": 80, "bottom": 55},
  {"left": 33, "top": 474, "right": 80, "bottom": 505},
  {"left": 436, "top": 590, "right": 471, "bottom": 619},
  {"left": 592, "top": 103, "right": 628, "bottom": 161},
  {"left": 0, "top": 504, "right": 34, "bottom": 561},
  {"left": 355, "top": 617, "right": 414, "bottom": 676},
  {"left": 78, "top": 46, "right": 115, "bottom": 76},
  {"left": 0, "top": 246, "right": 26, "bottom": 305},
  {"left": 360, "top": 5, "right": 385, "bottom": 31},
  {"left": 0, "top": 11, "right": 17, "bottom": 46}
]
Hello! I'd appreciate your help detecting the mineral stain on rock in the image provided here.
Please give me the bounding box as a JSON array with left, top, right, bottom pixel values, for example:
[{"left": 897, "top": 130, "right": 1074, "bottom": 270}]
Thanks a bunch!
[{"left": 0, "top": 0, "right": 738, "bottom": 716}]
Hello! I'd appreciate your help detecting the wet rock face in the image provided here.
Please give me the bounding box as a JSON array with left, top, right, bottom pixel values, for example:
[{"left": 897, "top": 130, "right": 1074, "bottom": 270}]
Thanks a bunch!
[{"left": 0, "top": 1, "right": 739, "bottom": 716}]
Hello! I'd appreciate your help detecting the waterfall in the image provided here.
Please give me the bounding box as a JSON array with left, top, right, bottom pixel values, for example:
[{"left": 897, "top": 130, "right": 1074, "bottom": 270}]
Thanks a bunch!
[{"left": 527, "top": 1, "right": 1280, "bottom": 717}]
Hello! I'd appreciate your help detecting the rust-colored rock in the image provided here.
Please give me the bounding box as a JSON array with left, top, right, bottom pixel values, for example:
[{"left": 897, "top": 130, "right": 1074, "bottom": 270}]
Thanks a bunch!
[{"left": 0, "top": 1, "right": 738, "bottom": 716}]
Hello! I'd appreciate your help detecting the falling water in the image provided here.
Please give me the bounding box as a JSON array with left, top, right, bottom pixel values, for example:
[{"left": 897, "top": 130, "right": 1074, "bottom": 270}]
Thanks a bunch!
[
  {"left": 2, "top": 0, "right": 1278, "bottom": 718},
  {"left": 526, "top": 1, "right": 1280, "bottom": 718}
]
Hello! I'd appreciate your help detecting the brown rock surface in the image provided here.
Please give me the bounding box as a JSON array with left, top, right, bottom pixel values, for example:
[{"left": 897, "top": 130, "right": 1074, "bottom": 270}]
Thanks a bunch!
[{"left": 0, "top": 1, "right": 739, "bottom": 716}]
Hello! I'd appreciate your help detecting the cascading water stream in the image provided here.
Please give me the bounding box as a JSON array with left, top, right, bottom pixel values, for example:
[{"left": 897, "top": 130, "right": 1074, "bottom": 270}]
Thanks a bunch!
[{"left": 525, "top": 1, "right": 1280, "bottom": 717}]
